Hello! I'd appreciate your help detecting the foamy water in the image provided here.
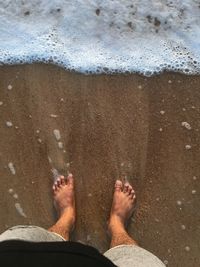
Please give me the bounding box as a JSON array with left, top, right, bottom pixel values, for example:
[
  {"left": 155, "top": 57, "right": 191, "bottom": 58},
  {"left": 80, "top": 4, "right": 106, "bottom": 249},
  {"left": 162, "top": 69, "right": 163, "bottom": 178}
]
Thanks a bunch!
[{"left": 0, "top": 0, "right": 200, "bottom": 75}]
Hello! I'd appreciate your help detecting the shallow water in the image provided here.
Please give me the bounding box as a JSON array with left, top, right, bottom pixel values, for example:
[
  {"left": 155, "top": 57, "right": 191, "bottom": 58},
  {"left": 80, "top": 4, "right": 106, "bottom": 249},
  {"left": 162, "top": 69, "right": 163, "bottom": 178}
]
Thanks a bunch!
[{"left": 0, "top": 64, "right": 200, "bottom": 267}]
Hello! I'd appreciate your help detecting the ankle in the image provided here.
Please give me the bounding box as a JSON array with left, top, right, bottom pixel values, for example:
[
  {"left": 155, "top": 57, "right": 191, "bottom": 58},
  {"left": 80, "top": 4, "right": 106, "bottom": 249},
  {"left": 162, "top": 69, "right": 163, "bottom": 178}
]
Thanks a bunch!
[
  {"left": 59, "top": 206, "right": 74, "bottom": 217},
  {"left": 108, "top": 215, "right": 126, "bottom": 235}
]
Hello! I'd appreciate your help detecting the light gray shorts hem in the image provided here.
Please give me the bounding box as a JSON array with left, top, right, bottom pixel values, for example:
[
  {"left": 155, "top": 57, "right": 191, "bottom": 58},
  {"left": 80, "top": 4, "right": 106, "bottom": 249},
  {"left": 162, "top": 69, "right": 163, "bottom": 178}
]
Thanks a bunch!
[
  {"left": 0, "top": 225, "right": 65, "bottom": 242},
  {"left": 104, "top": 245, "right": 165, "bottom": 267}
]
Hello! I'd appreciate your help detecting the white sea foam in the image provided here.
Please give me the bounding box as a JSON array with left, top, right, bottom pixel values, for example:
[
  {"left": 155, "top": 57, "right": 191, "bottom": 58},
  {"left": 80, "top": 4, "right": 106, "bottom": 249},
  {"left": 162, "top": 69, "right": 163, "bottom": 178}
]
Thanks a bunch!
[
  {"left": 8, "top": 162, "right": 16, "bottom": 175},
  {"left": 51, "top": 168, "right": 61, "bottom": 182},
  {"left": 6, "top": 121, "right": 13, "bottom": 127},
  {"left": 13, "top": 193, "right": 19, "bottom": 199},
  {"left": 8, "top": 188, "right": 14, "bottom": 194},
  {"left": 50, "top": 114, "right": 58, "bottom": 118},
  {"left": 15, "top": 202, "right": 27, "bottom": 218},
  {"left": 58, "top": 141, "right": 63, "bottom": 149},
  {"left": 181, "top": 121, "right": 192, "bottom": 130},
  {"left": 7, "top": 84, "right": 12, "bottom": 90},
  {"left": 0, "top": 1, "right": 200, "bottom": 75},
  {"left": 53, "top": 129, "right": 61, "bottom": 140}
]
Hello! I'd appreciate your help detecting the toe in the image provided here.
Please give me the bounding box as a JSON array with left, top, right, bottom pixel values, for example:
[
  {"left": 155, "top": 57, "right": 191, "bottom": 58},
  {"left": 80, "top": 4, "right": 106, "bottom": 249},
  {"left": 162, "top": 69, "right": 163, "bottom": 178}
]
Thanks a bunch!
[
  {"left": 60, "top": 175, "right": 65, "bottom": 185},
  {"left": 114, "top": 180, "right": 123, "bottom": 192},
  {"left": 53, "top": 183, "right": 59, "bottom": 193},
  {"left": 67, "top": 173, "right": 74, "bottom": 187},
  {"left": 54, "top": 182, "right": 58, "bottom": 190},
  {"left": 123, "top": 183, "right": 129, "bottom": 194},
  {"left": 130, "top": 189, "right": 136, "bottom": 199},
  {"left": 127, "top": 185, "right": 133, "bottom": 195},
  {"left": 56, "top": 178, "right": 61, "bottom": 187},
  {"left": 52, "top": 184, "right": 56, "bottom": 192}
]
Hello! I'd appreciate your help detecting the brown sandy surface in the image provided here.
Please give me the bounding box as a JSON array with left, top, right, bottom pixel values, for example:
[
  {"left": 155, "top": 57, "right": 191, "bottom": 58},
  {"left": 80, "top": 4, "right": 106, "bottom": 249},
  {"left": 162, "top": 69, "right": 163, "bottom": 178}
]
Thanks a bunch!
[{"left": 0, "top": 64, "right": 200, "bottom": 266}]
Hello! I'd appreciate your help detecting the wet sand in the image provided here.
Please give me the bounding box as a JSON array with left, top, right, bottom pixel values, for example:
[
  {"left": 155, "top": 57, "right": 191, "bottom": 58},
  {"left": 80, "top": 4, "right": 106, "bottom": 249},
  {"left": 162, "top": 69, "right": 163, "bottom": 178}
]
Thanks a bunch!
[{"left": 0, "top": 64, "right": 200, "bottom": 266}]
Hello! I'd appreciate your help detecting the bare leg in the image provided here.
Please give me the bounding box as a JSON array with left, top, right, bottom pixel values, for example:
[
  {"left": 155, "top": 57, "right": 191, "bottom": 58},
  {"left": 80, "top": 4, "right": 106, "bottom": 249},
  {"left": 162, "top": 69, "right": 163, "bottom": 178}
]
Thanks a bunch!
[
  {"left": 48, "top": 174, "right": 76, "bottom": 241},
  {"left": 108, "top": 180, "right": 137, "bottom": 248}
]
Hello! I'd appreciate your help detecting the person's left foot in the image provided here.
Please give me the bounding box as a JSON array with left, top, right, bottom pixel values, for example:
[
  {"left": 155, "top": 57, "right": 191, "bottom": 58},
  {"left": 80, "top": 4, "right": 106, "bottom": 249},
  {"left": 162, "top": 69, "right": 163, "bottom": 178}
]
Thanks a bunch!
[{"left": 53, "top": 173, "right": 76, "bottom": 232}]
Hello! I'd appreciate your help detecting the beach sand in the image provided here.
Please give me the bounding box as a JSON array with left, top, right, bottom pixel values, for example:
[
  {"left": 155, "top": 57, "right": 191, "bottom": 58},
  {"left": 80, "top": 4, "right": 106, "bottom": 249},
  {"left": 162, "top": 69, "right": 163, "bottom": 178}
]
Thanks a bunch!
[{"left": 0, "top": 64, "right": 199, "bottom": 266}]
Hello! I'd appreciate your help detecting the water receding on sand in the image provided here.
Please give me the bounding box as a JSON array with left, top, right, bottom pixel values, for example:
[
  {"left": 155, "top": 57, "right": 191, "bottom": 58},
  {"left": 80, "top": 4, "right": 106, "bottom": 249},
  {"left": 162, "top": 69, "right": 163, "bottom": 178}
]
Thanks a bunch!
[{"left": 0, "top": 65, "right": 199, "bottom": 267}]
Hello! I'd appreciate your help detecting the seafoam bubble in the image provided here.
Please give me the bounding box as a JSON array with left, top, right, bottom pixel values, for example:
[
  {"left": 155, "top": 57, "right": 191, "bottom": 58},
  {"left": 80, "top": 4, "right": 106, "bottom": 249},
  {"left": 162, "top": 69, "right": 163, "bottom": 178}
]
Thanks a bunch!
[
  {"left": 181, "top": 122, "right": 192, "bottom": 130},
  {"left": 51, "top": 168, "right": 61, "bottom": 182},
  {"left": 185, "top": 145, "right": 191, "bottom": 150},
  {"left": 66, "top": 162, "right": 70, "bottom": 168},
  {"left": 177, "top": 200, "right": 182, "bottom": 206},
  {"left": 58, "top": 142, "right": 63, "bottom": 149},
  {"left": 48, "top": 156, "right": 52, "bottom": 163},
  {"left": 181, "top": 224, "right": 186, "bottom": 230},
  {"left": 53, "top": 129, "right": 61, "bottom": 141},
  {"left": 185, "top": 246, "right": 190, "bottom": 252},
  {"left": 13, "top": 193, "right": 18, "bottom": 199},
  {"left": 7, "top": 84, "right": 12, "bottom": 90},
  {"left": 160, "top": 110, "right": 165, "bottom": 115},
  {"left": 8, "top": 162, "right": 16, "bottom": 175},
  {"left": 14, "top": 203, "right": 27, "bottom": 218},
  {"left": 191, "top": 190, "right": 196, "bottom": 195},
  {"left": 8, "top": 188, "right": 14, "bottom": 194},
  {"left": 50, "top": 114, "right": 58, "bottom": 118},
  {"left": 0, "top": 101, "right": 3, "bottom": 106},
  {"left": 6, "top": 121, "right": 13, "bottom": 127}
]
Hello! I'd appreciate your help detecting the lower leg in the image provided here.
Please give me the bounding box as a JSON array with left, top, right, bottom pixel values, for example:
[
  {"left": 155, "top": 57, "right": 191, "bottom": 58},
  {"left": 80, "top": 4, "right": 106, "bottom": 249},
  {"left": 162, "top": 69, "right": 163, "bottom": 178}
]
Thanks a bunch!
[
  {"left": 109, "top": 217, "right": 137, "bottom": 248},
  {"left": 48, "top": 174, "right": 75, "bottom": 241},
  {"left": 48, "top": 212, "right": 72, "bottom": 240},
  {"left": 108, "top": 180, "right": 138, "bottom": 248}
]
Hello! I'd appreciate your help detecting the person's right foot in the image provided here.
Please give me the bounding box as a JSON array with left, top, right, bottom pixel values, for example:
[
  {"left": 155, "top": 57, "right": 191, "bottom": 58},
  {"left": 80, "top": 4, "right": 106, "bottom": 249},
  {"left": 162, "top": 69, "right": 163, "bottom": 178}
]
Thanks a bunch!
[{"left": 108, "top": 180, "right": 136, "bottom": 233}]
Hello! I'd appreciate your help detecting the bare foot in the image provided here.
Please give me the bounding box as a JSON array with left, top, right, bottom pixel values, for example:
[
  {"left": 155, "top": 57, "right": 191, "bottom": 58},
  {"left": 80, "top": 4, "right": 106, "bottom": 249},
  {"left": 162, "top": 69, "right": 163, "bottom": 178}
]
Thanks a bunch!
[
  {"left": 52, "top": 173, "right": 76, "bottom": 233},
  {"left": 108, "top": 180, "right": 136, "bottom": 234}
]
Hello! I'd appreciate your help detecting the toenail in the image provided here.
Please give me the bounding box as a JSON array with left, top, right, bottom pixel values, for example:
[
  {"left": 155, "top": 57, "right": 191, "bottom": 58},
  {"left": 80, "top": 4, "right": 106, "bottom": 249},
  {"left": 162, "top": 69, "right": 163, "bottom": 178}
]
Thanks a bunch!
[
  {"left": 68, "top": 173, "right": 73, "bottom": 177},
  {"left": 115, "top": 181, "right": 122, "bottom": 190}
]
